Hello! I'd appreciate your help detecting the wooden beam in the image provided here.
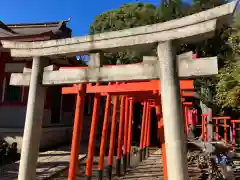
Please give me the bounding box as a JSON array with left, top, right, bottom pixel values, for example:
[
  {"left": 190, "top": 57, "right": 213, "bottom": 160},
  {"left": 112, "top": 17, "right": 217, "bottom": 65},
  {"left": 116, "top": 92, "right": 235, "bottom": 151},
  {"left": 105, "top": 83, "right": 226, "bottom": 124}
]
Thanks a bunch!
[
  {"left": 9, "top": 57, "right": 218, "bottom": 86},
  {"left": 61, "top": 80, "right": 194, "bottom": 94},
  {"left": 61, "top": 91, "right": 194, "bottom": 99}
]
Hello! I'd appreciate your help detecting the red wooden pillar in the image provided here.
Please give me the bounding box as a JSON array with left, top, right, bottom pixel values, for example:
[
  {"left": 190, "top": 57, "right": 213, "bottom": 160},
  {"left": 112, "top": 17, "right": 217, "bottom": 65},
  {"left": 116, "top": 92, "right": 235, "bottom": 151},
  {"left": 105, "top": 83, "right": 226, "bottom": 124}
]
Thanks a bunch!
[
  {"left": 223, "top": 118, "right": 228, "bottom": 143},
  {"left": 161, "top": 140, "right": 168, "bottom": 180},
  {"left": 146, "top": 105, "right": 152, "bottom": 157},
  {"left": 116, "top": 96, "right": 125, "bottom": 176},
  {"left": 140, "top": 101, "right": 147, "bottom": 161},
  {"left": 182, "top": 103, "right": 188, "bottom": 134},
  {"left": 201, "top": 114, "right": 208, "bottom": 142},
  {"left": 123, "top": 97, "right": 129, "bottom": 172},
  {"left": 127, "top": 98, "right": 134, "bottom": 166},
  {"left": 143, "top": 101, "right": 149, "bottom": 159},
  {"left": 68, "top": 84, "right": 87, "bottom": 180},
  {"left": 86, "top": 93, "right": 101, "bottom": 179},
  {"left": 108, "top": 96, "right": 118, "bottom": 179},
  {"left": 232, "top": 120, "right": 236, "bottom": 151},
  {"left": 183, "top": 101, "right": 196, "bottom": 139},
  {"left": 98, "top": 94, "right": 111, "bottom": 180},
  {"left": 156, "top": 105, "right": 168, "bottom": 180}
]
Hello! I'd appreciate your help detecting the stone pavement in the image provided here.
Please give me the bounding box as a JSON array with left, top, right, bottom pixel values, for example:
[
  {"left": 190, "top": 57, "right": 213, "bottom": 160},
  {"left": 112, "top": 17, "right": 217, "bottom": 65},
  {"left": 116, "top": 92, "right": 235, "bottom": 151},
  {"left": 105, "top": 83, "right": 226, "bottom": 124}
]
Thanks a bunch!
[
  {"left": 2, "top": 146, "right": 240, "bottom": 180},
  {"left": 53, "top": 149, "right": 201, "bottom": 180},
  {"left": 52, "top": 148, "right": 143, "bottom": 179},
  {"left": 118, "top": 149, "right": 240, "bottom": 180},
  {"left": 52, "top": 156, "right": 117, "bottom": 179},
  {"left": 114, "top": 150, "right": 164, "bottom": 180},
  {"left": 53, "top": 149, "right": 158, "bottom": 180},
  {"left": 0, "top": 146, "right": 86, "bottom": 180}
]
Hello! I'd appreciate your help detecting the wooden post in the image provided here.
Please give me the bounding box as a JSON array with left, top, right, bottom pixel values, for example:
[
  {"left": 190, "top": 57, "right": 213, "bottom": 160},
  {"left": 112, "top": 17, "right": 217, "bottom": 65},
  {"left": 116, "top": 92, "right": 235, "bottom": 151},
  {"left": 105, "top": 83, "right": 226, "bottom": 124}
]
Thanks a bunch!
[
  {"left": 224, "top": 118, "right": 228, "bottom": 143},
  {"left": 161, "top": 142, "right": 168, "bottom": 180},
  {"left": 68, "top": 84, "right": 87, "bottom": 180},
  {"left": 127, "top": 98, "right": 134, "bottom": 166},
  {"left": 143, "top": 101, "right": 149, "bottom": 159},
  {"left": 18, "top": 57, "right": 47, "bottom": 180},
  {"left": 98, "top": 94, "right": 111, "bottom": 180},
  {"left": 202, "top": 114, "right": 208, "bottom": 141},
  {"left": 232, "top": 121, "right": 236, "bottom": 151},
  {"left": 139, "top": 102, "right": 146, "bottom": 161},
  {"left": 156, "top": 105, "right": 168, "bottom": 180},
  {"left": 182, "top": 104, "right": 188, "bottom": 135},
  {"left": 157, "top": 41, "right": 188, "bottom": 180},
  {"left": 123, "top": 97, "right": 129, "bottom": 172},
  {"left": 108, "top": 96, "right": 118, "bottom": 180},
  {"left": 144, "top": 104, "right": 150, "bottom": 158},
  {"left": 86, "top": 93, "right": 100, "bottom": 179},
  {"left": 146, "top": 105, "right": 152, "bottom": 157},
  {"left": 116, "top": 96, "right": 125, "bottom": 176}
]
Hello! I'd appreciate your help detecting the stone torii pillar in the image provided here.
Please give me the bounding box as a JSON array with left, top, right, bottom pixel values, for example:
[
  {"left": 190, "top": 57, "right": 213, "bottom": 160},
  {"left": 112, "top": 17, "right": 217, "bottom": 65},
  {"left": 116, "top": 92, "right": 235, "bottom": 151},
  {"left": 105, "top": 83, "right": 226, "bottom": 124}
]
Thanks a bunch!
[
  {"left": 18, "top": 57, "right": 47, "bottom": 180},
  {"left": 157, "top": 41, "right": 188, "bottom": 179}
]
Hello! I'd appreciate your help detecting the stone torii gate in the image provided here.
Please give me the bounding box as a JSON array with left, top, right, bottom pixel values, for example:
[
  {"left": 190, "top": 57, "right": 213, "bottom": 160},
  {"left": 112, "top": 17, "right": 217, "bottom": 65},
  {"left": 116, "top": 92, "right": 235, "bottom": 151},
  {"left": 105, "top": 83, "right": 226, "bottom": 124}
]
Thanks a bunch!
[{"left": 1, "top": 1, "right": 238, "bottom": 180}]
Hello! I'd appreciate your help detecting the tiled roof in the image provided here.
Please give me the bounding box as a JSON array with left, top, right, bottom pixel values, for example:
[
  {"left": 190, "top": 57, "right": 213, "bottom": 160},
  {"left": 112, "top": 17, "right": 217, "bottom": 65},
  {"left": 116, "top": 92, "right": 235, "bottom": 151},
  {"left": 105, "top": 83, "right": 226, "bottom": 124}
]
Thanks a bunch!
[
  {"left": 0, "top": 19, "right": 72, "bottom": 39},
  {"left": 0, "top": 18, "right": 79, "bottom": 65}
]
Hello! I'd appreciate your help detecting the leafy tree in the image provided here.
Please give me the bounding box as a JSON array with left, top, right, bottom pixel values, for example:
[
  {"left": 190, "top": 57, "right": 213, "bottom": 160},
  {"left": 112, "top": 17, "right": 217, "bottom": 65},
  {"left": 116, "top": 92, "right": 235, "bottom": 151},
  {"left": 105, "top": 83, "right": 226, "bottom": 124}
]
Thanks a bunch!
[
  {"left": 215, "top": 60, "right": 240, "bottom": 110},
  {"left": 89, "top": 2, "right": 189, "bottom": 64},
  {"left": 89, "top": 3, "right": 159, "bottom": 64},
  {"left": 190, "top": 0, "right": 226, "bottom": 12},
  {"left": 182, "top": 0, "right": 231, "bottom": 117},
  {"left": 159, "top": 0, "right": 191, "bottom": 21},
  {"left": 214, "top": 12, "right": 240, "bottom": 117},
  {"left": 90, "top": 3, "right": 158, "bottom": 34}
]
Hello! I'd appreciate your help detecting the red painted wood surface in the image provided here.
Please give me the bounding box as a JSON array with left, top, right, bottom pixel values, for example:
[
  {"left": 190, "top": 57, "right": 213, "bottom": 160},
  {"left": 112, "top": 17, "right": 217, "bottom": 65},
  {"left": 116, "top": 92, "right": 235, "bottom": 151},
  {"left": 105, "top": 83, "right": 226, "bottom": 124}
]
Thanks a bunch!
[
  {"left": 108, "top": 96, "right": 118, "bottom": 165},
  {"left": 68, "top": 84, "right": 86, "bottom": 180},
  {"left": 62, "top": 80, "right": 194, "bottom": 94},
  {"left": 86, "top": 93, "right": 101, "bottom": 177},
  {"left": 98, "top": 94, "right": 111, "bottom": 172}
]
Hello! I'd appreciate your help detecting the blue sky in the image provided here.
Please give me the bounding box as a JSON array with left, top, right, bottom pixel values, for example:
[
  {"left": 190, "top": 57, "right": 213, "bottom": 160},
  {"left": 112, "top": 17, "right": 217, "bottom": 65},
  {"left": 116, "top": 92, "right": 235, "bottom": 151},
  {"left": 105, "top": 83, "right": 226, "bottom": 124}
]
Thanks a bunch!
[{"left": 1, "top": 0, "right": 162, "bottom": 37}]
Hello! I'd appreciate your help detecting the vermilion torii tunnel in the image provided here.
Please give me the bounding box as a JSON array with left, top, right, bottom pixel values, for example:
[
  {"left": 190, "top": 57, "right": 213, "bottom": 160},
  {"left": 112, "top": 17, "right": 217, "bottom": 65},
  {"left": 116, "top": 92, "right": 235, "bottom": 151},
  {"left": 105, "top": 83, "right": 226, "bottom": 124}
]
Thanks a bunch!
[{"left": 60, "top": 66, "right": 195, "bottom": 180}]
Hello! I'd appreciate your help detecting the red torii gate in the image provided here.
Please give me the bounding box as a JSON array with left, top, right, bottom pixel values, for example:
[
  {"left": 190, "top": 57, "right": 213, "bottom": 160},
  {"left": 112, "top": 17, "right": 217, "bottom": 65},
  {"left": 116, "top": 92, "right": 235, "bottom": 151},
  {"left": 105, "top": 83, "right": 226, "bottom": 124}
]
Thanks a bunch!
[{"left": 61, "top": 65, "right": 195, "bottom": 180}]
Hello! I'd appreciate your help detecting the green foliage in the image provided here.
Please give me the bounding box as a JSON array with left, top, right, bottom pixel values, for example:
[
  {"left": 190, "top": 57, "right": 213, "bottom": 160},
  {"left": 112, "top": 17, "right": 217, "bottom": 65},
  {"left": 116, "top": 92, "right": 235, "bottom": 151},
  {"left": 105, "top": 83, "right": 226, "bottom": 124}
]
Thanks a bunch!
[
  {"left": 89, "top": 3, "right": 160, "bottom": 64},
  {"left": 90, "top": 3, "right": 158, "bottom": 34},
  {"left": 215, "top": 61, "right": 240, "bottom": 110},
  {"left": 89, "top": 2, "right": 189, "bottom": 64},
  {"left": 159, "top": 0, "right": 189, "bottom": 21},
  {"left": 183, "top": 0, "right": 231, "bottom": 115},
  {"left": 214, "top": 16, "right": 240, "bottom": 112},
  {"left": 190, "top": 0, "right": 226, "bottom": 12}
]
